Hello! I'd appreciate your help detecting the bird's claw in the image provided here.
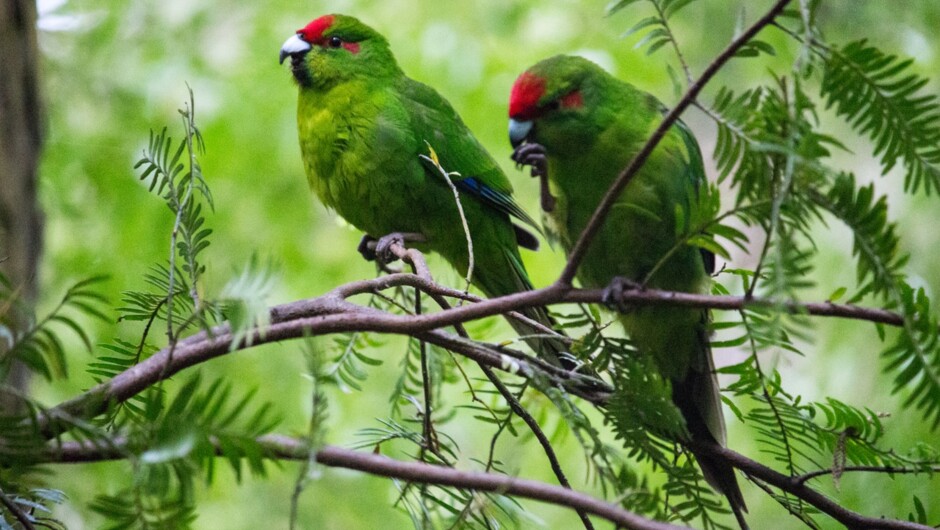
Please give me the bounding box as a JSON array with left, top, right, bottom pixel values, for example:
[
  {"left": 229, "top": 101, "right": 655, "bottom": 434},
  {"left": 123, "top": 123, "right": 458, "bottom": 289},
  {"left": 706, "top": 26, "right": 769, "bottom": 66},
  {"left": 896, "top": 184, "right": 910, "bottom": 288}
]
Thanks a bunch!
[
  {"left": 602, "top": 276, "right": 644, "bottom": 313},
  {"left": 357, "top": 233, "right": 405, "bottom": 264},
  {"left": 374, "top": 232, "right": 406, "bottom": 264},
  {"left": 511, "top": 142, "right": 556, "bottom": 213},
  {"left": 511, "top": 143, "right": 548, "bottom": 178},
  {"left": 357, "top": 235, "right": 378, "bottom": 262}
]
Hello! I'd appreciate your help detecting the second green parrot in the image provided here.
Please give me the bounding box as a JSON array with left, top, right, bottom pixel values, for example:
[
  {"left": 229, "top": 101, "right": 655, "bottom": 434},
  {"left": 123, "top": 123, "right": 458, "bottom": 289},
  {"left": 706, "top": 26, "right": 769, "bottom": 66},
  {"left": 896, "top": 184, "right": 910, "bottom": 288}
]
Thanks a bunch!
[
  {"left": 508, "top": 55, "right": 746, "bottom": 516},
  {"left": 279, "top": 14, "right": 571, "bottom": 365}
]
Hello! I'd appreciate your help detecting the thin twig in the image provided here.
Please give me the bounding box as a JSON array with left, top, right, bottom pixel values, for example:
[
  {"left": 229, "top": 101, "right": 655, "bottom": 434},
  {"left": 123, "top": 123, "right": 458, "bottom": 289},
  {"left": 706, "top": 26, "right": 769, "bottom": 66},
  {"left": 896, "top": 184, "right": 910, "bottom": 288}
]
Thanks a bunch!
[
  {"left": 415, "top": 264, "right": 594, "bottom": 529},
  {"left": 478, "top": 365, "right": 595, "bottom": 530},
  {"left": 0, "top": 484, "right": 36, "bottom": 530},
  {"left": 740, "top": 309, "right": 802, "bottom": 517},
  {"left": 420, "top": 149, "right": 474, "bottom": 294},
  {"left": 289, "top": 339, "right": 326, "bottom": 530},
  {"left": 650, "top": 0, "right": 693, "bottom": 86},
  {"left": 416, "top": 287, "right": 438, "bottom": 455},
  {"left": 557, "top": 0, "right": 792, "bottom": 285},
  {"left": 690, "top": 441, "right": 934, "bottom": 530},
  {"left": 795, "top": 464, "right": 940, "bottom": 485}
]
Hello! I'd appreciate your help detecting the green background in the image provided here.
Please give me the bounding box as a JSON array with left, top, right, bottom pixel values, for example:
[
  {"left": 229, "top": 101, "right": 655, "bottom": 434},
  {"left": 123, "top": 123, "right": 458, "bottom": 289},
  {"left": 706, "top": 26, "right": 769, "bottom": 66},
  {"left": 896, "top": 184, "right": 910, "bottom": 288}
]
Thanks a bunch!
[{"left": 32, "top": 0, "right": 940, "bottom": 527}]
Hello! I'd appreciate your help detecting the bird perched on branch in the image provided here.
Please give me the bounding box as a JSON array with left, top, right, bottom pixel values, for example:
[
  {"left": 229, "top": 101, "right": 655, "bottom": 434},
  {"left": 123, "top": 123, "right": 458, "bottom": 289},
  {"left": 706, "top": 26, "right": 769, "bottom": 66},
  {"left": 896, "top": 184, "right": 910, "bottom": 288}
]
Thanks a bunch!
[
  {"left": 508, "top": 55, "right": 747, "bottom": 522},
  {"left": 280, "top": 14, "right": 573, "bottom": 366}
]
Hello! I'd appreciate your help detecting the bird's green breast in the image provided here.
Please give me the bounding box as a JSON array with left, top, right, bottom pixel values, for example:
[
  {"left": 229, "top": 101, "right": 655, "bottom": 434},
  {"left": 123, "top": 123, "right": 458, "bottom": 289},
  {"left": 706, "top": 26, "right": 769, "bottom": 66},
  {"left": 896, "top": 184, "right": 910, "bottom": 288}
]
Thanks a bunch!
[
  {"left": 296, "top": 83, "right": 423, "bottom": 237},
  {"left": 543, "top": 104, "right": 710, "bottom": 376},
  {"left": 548, "top": 119, "right": 702, "bottom": 287}
]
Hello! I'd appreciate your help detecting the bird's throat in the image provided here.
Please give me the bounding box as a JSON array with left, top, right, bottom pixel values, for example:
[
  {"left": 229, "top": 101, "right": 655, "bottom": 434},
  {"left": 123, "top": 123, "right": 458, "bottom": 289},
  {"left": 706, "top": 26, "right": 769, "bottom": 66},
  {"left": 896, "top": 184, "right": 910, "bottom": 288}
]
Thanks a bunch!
[{"left": 290, "top": 56, "right": 313, "bottom": 87}]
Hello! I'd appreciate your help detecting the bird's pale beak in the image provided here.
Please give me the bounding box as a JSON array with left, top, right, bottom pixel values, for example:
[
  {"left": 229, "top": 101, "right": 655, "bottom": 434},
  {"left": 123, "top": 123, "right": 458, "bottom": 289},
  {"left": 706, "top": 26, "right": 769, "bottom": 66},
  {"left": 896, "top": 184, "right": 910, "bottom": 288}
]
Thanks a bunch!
[
  {"left": 509, "top": 119, "right": 534, "bottom": 148},
  {"left": 279, "top": 34, "right": 311, "bottom": 64}
]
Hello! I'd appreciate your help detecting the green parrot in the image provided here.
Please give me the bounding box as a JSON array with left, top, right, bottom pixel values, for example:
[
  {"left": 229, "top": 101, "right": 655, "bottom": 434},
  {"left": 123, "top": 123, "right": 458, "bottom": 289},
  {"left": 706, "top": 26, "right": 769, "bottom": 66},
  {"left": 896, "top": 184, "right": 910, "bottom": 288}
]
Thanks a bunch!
[
  {"left": 279, "top": 14, "right": 571, "bottom": 366},
  {"left": 508, "top": 55, "right": 747, "bottom": 518}
]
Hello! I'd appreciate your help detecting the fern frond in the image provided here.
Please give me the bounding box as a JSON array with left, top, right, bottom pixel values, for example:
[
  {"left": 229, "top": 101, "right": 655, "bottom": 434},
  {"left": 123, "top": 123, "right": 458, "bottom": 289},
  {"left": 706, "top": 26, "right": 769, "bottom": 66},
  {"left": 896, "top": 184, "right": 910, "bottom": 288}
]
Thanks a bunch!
[
  {"left": 134, "top": 91, "right": 215, "bottom": 345},
  {"left": 119, "top": 264, "right": 221, "bottom": 339},
  {"left": 0, "top": 488, "right": 68, "bottom": 530},
  {"left": 87, "top": 338, "right": 155, "bottom": 384},
  {"left": 808, "top": 172, "right": 907, "bottom": 302},
  {"left": 89, "top": 463, "right": 198, "bottom": 530},
  {"left": 115, "top": 372, "right": 282, "bottom": 496},
  {"left": 882, "top": 283, "right": 940, "bottom": 429},
  {"left": 390, "top": 337, "right": 458, "bottom": 421},
  {"left": 609, "top": 0, "right": 704, "bottom": 88},
  {"left": 220, "top": 256, "right": 279, "bottom": 349},
  {"left": 605, "top": 350, "right": 731, "bottom": 528},
  {"left": 645, "top": 182, "right": 752, "bottom": 286},
  {"left": 4, "top": 276, "right": 109, "bottom": 380},
  {"left": 820, "top": 40, "right": 940, "bottom": 194},
  {"left": 134, "top": 126, "right": 184, "bottom": 198},
  {"left": 609, "top": 0, "right": 700, "bottom": 23}
]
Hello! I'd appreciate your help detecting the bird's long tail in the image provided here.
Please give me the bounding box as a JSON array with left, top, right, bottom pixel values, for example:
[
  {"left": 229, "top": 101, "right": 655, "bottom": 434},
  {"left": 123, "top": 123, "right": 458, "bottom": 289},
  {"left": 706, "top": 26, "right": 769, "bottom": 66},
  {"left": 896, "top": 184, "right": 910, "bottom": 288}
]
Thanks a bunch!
[{"left": 672, "top": 322, "right": 748, "bottom": 528}]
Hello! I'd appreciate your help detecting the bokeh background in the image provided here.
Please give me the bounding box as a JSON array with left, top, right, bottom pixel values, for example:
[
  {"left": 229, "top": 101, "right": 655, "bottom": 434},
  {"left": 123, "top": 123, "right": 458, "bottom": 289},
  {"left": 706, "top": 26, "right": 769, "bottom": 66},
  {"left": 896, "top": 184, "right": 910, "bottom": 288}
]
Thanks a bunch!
[{"left": 31, "top": 0, "right": 940, "bottom": 527}]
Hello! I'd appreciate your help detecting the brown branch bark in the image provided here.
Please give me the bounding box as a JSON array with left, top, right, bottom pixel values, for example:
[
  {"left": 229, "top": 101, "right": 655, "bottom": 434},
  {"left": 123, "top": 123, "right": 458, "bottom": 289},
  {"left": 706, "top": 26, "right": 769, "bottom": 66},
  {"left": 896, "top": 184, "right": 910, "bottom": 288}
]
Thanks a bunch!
[
  {"left": 24, "top": 263, "right": 926, "bottom": 526},
  {"left": 34, "top": 434, "right": 934, "bottom": 530},
  {"left": 557, "top": 0, "right": 792, "bottom": 285},
  {"left": 795, "top": 464, "right": 940, "bottom": 485},
  {"left": 36, "top": 436, "right": 685, "bottom": 530},
  {"left": 36, "top": 267, "right": 910, "bottom": 438},
  {"left": 314, "top": 445, "right": 681, "bottom": 530},
  {"left": 691, "top": 441, "right": 934, "bottom": 530}
]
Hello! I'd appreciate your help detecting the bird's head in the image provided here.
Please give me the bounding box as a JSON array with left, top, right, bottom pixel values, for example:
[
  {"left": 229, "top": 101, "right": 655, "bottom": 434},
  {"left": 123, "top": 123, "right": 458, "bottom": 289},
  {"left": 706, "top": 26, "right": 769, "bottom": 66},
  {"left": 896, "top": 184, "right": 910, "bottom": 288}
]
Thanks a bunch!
[
  {"left": 280, "top": 14, "right": 399, "bottom": 89},
  {"left": 508, "top": 55, "right": 604, "bottom": 149}
]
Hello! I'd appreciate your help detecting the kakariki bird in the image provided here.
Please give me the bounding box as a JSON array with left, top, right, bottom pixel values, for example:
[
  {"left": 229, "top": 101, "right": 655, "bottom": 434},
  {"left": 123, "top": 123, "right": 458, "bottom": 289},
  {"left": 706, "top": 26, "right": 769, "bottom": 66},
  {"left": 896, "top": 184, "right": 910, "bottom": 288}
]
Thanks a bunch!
[
  {"left": 508, "top": 55, "right": 747, "bottom": 523},
  {"left": 280, "top": 14, "right": 572, "bottom": 366}
]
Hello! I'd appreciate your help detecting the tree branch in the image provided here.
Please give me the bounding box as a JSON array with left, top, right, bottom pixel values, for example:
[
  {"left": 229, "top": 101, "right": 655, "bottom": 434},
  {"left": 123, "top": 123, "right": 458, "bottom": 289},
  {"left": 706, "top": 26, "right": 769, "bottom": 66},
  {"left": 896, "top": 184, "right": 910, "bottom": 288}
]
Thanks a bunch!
[
  {"left": 36, "top": 436, "right": 685, "bottom": 530},
  {"left": 477, "top": 365, "right": 596, "bottom": 529},
  {"left": 795, "top": 464, "right": 940, "bottom": 485},
  {"left": 36, "top": 264, "right": 911, "bottom": 438},
  {"left": 556, "top": 0, "right": 792, "bottom": 285},
  {"left": 0, "top": 484, "right": 36, "bottom": 530},
  {"left": 31, "top": 432, "right": 936, "bottom": 530},
  {"left": 314, "top": 444, "right": 680, "bottom": 530},
  {"left": 691, "top": 441, "right": 934, "bottom": 530}
]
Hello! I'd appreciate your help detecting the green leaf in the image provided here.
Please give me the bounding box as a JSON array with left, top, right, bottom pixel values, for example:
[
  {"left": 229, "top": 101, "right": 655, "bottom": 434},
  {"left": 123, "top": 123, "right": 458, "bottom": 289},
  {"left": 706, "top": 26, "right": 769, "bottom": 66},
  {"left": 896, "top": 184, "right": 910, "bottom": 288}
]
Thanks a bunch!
[
  {"left": 820, "top": 40, "right": 940, "bottom": 194},
  {"left": 809, "top": 172, "right": 907, "bottom": 301},
  {"left": 827, "top": 286, "right": 847, "bottom": 302}
]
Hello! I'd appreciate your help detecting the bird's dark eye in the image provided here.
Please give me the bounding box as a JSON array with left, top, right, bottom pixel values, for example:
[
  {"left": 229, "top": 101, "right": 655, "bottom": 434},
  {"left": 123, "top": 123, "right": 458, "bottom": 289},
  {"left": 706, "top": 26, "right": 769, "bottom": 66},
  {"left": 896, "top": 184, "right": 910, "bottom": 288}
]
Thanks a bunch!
[
  {"left": 328, "top": 36, "right": 342, "bottom": 48},
  {"left": 545, "top": 100, "right": 561, "bottom": 111}
]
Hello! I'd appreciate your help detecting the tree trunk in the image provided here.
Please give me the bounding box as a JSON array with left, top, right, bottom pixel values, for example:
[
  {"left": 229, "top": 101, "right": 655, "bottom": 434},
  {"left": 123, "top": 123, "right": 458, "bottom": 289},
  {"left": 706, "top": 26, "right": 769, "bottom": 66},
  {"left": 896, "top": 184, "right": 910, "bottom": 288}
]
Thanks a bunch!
[{"left": 0, "top": 0, "right": 45, "bottom": 414}]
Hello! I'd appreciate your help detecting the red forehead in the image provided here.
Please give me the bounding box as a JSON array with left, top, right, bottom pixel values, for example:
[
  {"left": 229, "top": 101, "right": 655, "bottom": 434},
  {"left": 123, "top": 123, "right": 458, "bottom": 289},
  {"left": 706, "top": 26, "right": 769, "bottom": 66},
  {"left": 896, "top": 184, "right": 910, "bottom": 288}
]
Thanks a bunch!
[
  {"left": 509, "top": 72, "right": 546, "bottom": 120},
  {"left": 298, "top": 15, "right": 335, "bottom": 42}
]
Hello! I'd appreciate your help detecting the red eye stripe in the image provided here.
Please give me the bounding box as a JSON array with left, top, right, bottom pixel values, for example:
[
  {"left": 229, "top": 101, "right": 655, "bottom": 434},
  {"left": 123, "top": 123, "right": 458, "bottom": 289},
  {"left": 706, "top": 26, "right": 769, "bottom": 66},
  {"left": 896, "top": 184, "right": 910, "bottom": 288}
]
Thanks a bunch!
[
  {"left": 509, "top": 72, "right": 546, "bottom": 120},
  {"left": 560, "top": 90, "right": 583, "bottom": 109},
  {"left": 343, "top": 42, "right": 360, "bottom": 54}
]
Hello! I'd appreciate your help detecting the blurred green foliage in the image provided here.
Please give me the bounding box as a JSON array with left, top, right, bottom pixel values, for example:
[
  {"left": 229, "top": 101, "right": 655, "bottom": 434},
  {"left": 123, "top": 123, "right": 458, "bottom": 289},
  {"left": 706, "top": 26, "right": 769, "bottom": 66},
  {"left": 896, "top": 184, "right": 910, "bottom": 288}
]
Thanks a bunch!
[{"left": 29, "top": 0, "right": 940, "bottom": 527}]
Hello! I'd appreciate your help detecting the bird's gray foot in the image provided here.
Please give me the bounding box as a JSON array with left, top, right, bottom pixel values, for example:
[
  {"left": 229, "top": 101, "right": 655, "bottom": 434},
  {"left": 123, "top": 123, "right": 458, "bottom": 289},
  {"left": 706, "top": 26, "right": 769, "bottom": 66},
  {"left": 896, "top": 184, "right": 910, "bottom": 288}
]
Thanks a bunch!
[
  {"left": 357, "top": 234, "right": 378, "bottom": 262},
  {"left": 511, "top": 142, "right": 556, "bottom": 212},
  {"left": 374, "top": 232, "right": 406, "bottom": 264},
  {"left": 602, "top": 276, "right": 644, "bottom": 313},
  {"left": 511, "top": 142, "right": 547, "bottom": 177}
]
